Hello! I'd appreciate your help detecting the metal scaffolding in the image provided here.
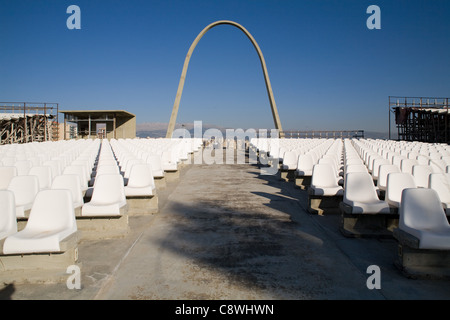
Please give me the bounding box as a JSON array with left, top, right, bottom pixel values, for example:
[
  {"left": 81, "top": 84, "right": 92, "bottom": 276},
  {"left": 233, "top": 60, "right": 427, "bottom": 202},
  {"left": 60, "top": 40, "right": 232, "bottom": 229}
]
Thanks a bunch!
[
  {"left": 389, "top": 96, "right": 450, "bottom": 143},
  {"left": 0, "top": 102, "right": 59, "bottom": 145}
]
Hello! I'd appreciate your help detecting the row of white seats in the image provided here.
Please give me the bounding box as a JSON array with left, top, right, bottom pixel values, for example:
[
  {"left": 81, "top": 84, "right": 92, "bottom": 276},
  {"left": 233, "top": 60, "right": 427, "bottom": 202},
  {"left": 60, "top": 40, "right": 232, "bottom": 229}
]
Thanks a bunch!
[
  {"left": 349, "top": 139, "right": 450, "bottom": 211},
  {"left": 308, "top": 139, "right": 450, "bottom": 213},
  {"left": 91, "top": 139, "right": 156, "bottom": 199},
  {"left": 311, "top": 140, "right": 450, "bottom": 250},
  {"left": 0, "top": 137, "right": 203, "bottom": 260}
]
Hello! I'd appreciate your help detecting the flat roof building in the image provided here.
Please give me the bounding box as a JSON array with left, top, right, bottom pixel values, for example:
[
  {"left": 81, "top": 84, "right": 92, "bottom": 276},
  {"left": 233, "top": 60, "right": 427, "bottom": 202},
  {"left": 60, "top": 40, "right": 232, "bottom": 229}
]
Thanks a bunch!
[{"left": 60, "top": 110, "right": 136, "bottom": 140}]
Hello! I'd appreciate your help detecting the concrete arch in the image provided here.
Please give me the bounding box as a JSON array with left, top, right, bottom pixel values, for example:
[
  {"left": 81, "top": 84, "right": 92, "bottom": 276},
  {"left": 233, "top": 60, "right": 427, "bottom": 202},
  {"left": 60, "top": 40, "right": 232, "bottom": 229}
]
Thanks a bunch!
[{"left": 166, "top": 20, "right": 284, "bottom": 138}]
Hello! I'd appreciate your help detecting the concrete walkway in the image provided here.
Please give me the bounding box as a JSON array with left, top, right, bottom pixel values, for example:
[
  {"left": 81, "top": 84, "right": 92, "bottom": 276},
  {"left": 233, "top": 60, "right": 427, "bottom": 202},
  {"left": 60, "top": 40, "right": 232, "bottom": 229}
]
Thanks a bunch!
[{"left": 2, "top": 150, "right": 450, "bottom": 300}]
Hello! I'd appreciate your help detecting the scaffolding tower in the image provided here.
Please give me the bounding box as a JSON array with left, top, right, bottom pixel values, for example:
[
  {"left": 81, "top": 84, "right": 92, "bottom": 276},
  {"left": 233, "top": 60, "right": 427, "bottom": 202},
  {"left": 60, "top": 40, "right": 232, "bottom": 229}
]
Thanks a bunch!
[
  {"left": 389, "top": 96, "right": 450, "bottom": 144},
  {"left": 0, "top": 102, "right": 59, "bottom": 145}
]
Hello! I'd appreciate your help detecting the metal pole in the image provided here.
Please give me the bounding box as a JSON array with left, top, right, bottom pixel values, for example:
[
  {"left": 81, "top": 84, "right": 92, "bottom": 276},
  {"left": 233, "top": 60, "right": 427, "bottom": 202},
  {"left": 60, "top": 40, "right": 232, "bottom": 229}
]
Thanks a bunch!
[
  {"left": 44, "top": 103, "right": 47, "bottom": 141},
  {"left": 64, "top": 114, "right": 67, "bottom": 140},
  {"left": 388, "top": 96, "right": 391, "bottom": 140},
  {"left": 113, "top": 113, "right": 116, "bottom": 139},
  {"left": 23, "top": 102, "right": 27, "bottom": 143}
]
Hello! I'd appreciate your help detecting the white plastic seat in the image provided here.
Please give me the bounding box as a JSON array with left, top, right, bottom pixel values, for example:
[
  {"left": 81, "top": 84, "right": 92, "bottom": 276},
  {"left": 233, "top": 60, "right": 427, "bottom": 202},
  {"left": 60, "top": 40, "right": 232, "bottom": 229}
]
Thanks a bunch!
[
  {"left": 7, "top": 175, "right": 40, "bottom": 218},
  {"left": 412, "top": 165, "right": 434, "bottom": 188},
  {"left": 43, "top": 160, "right": 62, "bottom": 178},
  {"left": 123, "top": 159, "right": 144, "bottom": 179},
  {"left": 407, "top": 152, "right": 419, "bottom": 160},
  {"left": 124, "top": 164, "right": 156, "bottom": 197},
  {"left": 367, "top": 155, "right": 382, "bottom": 173},
  {"left": 14, "top": 160, "right": 32, "bottom": 176},
  {"left": 28, "top": 166, "right": 53, "bottom": 190},
  {"left": 97, "top": 159, "right": 118, "bottom": 167},
  {"left": 377, "top": 164, "right": 401, "bottom": 191},
  {"left": 400, "top": 159, "right": 418, "bottom": 175},
  {"left": 71, "top": 159, "right": 92, "bottom": 181},
  {"left": 0, "top": 166, "right": 17, "bottom": 190},
  {"left": 429, "top": 159, "right": 446, "bottom": 173},
  {"left": 343, "top": 172, "right": 390, "bottom": 214},
  {"left": 281, "top": 151, "right": 298, "bottom": 170},
  {"left": 90, "top": 165, "right": 121, "bottom": 186},
  {"left": 51, "top": 175, "right": 84, "bottom": 210},
  {"left": 398, "top": 188, "right": 450, "bottom": 249},
  {"left": 429, "top": 173, "right": 450, "bottom": 213},
  {"left": 146, "top": 154, "right": 164, "bottom": 178},
  {"left": 344, "top": 157, "right": 364, "bottom": 166},
  {"left": 0, "top": 190, "right": 17, "bottom": 240},
  {"left": 442, "top": 156, "right": 450, "bottom": 166},
  {"left": 318, "top": 157, "right": 339, "bottom": 175},
  {"left": 161, "top": 150, "right": 178, "bottom": 171},
  {"left": 417, "top": 155, "right": 430, "bottom": 165},
  {"left": 371, "top": 158, "right": 390, "bottom": 181},
  {"left": 2, "top": 189, "right": 77, "bottom": 254},
  {"left": 1, "top": 157, "right": 16, "bottom": 166},
  {"left": 310, "top": 164, "right": 343, "bottom": 196},
  {"left": 296, "top": 153, "right": 315, "bottom": 176},
  {"left": 344, "top": 164, "right": 368, "bottom": 175},
  {"left": 63, "top": 165, "right": 89, "bottom": 192},
  {"left": 392, "top": 156, "right": 407, "bottom": 168},
  {"left": 95, "top": 164, "right": 120, "bottom": 175},
  {"left": 81, "top": 174, "right": 127, "bottom": 216},
  {"left": 385, "top": 172, "right": 417, "bottom": 208},
  {"left": 96, "top": 159, "right": 118, "bottom": 172}
]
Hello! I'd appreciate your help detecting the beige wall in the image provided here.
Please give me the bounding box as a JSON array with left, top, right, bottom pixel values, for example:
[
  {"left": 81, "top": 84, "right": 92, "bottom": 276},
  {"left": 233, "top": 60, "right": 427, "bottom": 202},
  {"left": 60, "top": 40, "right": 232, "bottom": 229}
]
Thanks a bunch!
[{"left": 106, "top": 116, "right": 136, "bottom": 139}]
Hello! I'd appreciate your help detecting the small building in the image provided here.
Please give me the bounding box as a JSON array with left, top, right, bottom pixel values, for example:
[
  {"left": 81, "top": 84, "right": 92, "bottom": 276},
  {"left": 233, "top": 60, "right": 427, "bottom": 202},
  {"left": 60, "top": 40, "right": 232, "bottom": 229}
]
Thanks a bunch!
[{"left": 60, "top": 110, "right": 136, "bottom": 140}]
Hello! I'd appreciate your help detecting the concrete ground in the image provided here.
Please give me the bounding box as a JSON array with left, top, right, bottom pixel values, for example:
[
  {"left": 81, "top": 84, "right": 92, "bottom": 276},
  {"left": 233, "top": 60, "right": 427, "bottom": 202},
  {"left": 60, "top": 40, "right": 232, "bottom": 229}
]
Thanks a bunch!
[{"left": 1, "top": 149, "right": 450, "bottom": 300}]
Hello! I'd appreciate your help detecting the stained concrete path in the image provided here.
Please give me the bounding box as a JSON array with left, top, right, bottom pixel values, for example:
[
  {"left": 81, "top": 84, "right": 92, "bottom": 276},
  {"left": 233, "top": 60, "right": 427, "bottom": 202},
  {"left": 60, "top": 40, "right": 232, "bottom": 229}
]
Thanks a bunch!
[{"left": 2, "top": 149, "right": 450, "bottom": 300}]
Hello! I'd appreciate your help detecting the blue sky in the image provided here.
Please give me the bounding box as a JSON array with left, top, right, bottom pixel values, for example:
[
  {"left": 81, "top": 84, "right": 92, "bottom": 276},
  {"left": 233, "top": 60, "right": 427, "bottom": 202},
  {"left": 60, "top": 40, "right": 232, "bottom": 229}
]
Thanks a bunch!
[{"left": 1, "top": 0, "right": 449, "bottom": 134}]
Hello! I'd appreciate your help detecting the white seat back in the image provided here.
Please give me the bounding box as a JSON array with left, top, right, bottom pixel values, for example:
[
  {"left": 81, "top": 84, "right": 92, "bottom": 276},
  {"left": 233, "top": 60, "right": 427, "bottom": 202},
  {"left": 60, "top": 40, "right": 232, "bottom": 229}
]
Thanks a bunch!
[
  {"left": 63, "top": 165, "right": 89, "bottom": 191},
  {"left": 296, "top": 153, "right": 314, "bottom": 176},
  {"left": 378, "top": 164, "right": 401, "bottom": 191},
  {"left": 311, "top": 164, "right": 340, "bottom": 188},
  {"left": 0, "top": 190, "right": 17, "bottom": 239},
  {"left": 400, "top": 159, "right": 418, "bottom": 174},
  {"left": 29, "top": 166, "right": 53, "bottom": 190},
  {"left": 90, "top": 174, "right": 126, "bottom": 206},
  {"left": 51, "top": 174, "right": 84, "bottom": 209},
  {"left": 371, "top": 158, "right": 390, "bottom": 180},
  {"left": 282, "top": 151, "right": 298, "bottom": 170},
  {"left": 25, "top": 189, "right": 77, "bottom": 233},
  {"left": 146, "top": 154, "right": 164, "bottom": 177},
  {"left": 7, "top": 175, "right": 39, "bottom": 212},
  {"left": 127, "top": 164, "right": 155, "bottom": 189},
  {"left": 412, "top": 165, "right": 434, "bottom": 188},
  {"left": 344, "top": 172, "right": 379, "bottom": 204},
  {"left": 386, "top": 172, "right": 417, "bottom": 207},
  {"left": 96, "top": 165, "right": 120, "bottom": 176},
  {"left": 429, "top": 173, "right": 450, "bottom": 205},
  {"left": 0, "top": 166, "right": 17, "bottom": 190},
  {"left": 14, "top": 160, "right": 32, "bottom": 176},
  {"left": 399, "top": 188, "right": 450, "bottom": 249}
]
